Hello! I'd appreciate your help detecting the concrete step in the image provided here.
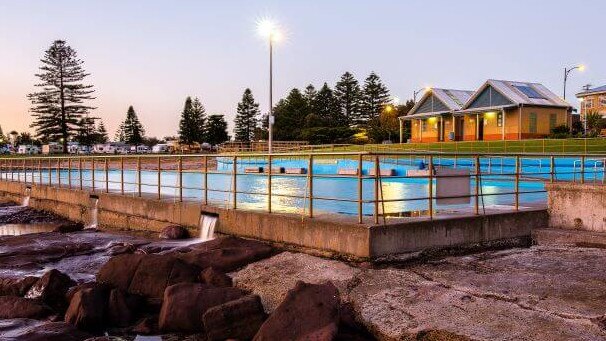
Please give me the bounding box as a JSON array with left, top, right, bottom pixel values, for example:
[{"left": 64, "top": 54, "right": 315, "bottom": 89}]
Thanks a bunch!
[{"left": 532, "top": 228, "right": 606, "bottom": 248}]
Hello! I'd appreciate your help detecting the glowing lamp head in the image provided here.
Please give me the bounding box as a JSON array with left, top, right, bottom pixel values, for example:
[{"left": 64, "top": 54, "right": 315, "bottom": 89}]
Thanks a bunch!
[
  {"left": 579, "top": 64, "right": 586, "bottom": 72},
  {"left": 257, "top": 18, "right": 283, "bottom": 42}
]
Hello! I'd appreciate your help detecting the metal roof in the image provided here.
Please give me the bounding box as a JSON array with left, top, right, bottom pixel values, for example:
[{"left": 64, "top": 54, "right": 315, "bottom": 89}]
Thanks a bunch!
[
  {"left": 463, "top": 79, "right": 570, "bottom": 109},
  {"left": 407, "top": 88, "right": 474, "bottom": 117},
  {"left": 576, "top": 85, "right": 606, "bottom": 96}
]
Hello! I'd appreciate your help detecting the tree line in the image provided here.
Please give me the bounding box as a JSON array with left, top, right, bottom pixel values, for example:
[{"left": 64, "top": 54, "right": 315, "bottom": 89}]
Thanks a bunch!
[{"left": 21, "top": 40, "right": 415, "bottom": 153}]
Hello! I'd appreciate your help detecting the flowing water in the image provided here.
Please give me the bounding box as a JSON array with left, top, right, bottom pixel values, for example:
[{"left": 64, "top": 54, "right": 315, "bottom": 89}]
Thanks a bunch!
[
  {"left": 21, "top": 187, "right": 31, "bottom": 207},
  {"left": 199, "top": 213, "right": 218, "bottom": 241},
  {"left": 87, "top": 197, "right": 99, "bottom": 229}
]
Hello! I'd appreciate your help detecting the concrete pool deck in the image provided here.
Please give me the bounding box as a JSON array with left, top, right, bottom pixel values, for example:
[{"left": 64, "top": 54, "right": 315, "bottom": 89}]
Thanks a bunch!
[{"left": 0, "top": 179, "right": 548, "bottom": 260}]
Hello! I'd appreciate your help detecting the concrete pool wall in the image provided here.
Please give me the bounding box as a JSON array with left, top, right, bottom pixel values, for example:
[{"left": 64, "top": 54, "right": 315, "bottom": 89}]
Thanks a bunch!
[{"left": 0, "top": 179, "right": 547, "bottom": 260}]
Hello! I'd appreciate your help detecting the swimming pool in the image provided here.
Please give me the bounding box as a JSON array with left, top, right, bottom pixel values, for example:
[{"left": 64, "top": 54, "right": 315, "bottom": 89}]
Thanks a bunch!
[{"left": 3, "top": 155, "right": 602, "bottom": 218}]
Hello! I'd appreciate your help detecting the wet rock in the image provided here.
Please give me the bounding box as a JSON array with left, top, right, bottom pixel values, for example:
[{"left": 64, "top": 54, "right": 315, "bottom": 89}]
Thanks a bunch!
[
  {"left": 25, "top": 269, "right": 75, "bottom": 313},
  {"left": 96, "top": 253, "right": 144, "bottom": 291},
  {"left": 107, "top": 288, "right": 142, "bottom": 327},
  {"left": 232, "top": 252, "right": 360, "bottom": 313},
  {"left": 159, "top": 225, "right": 190, "bottom": 240},
  {"left": 158, "top": 282, "right": 244, "bottom": 333},
  {"left": 415, "top": 330, "right": 474, "bottom": 341},
  {"left": 253, "top": 281, "right": 340, "bottom": 341},
  {"left": 336, "top": 302, "right": 374, "bottom": 341},
  {"left": 128, "top": 255, "right": 199, "bottom": 299},
  {"left": 54, "top": 222, "right": 84, "bottom": 233},
  {"left": 0, "top": 296, "right": 53, "bottom": 319},
  {"left": 107, "top": 243, "right": 137, "bottom": 256},
  {"left": 64, "top": 285, "right": 110, "bottom": 332},
  {"left": 200, "top": 267, "right": 232, "bottom": 288},
  {"left": 0, "top": 276, "right": 39, "bottom": 296},
  {"left": 83, "top": 337, "right": 129, "bottom": 341},
  {"left": 131, "top": 316, "right": 159, "bottom": 335},
  {"left": 202, "top": 294, "right": 266, "bottom": 341},
  {"left": 0, "top": 319, "right": 92, "bottom": 341}
]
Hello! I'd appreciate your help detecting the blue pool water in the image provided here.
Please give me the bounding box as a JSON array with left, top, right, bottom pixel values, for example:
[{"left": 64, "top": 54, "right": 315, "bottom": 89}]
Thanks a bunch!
[{"left": 3, "top": 156, "right": 603, "bottom": 216}]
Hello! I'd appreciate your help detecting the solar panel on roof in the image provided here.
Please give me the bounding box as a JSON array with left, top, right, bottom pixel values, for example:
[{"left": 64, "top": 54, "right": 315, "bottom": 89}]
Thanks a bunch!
[{"left": 512, "top": 84, "right": 544, "bottom": 99}]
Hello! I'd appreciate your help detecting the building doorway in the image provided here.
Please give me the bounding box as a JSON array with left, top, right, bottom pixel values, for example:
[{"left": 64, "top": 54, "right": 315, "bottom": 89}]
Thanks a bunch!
[{"left": 477, "top": 117, "right": 484, "bottom": 140}]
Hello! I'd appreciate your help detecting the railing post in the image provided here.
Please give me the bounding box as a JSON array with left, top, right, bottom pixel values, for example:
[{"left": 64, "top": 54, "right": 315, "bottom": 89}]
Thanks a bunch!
[
  {"left": 58, "top": 158, "right": 63, "bottom": 187},
  {"left": 474, "top": 155, "right": 480, "bottom": 215},
  {"left": 308, "top": 154, "right": 314, "bottom": 218},
  {"left": 22, "top": 159, "right": 26, "bottom": 184},
  {"left": 157, "top": 157, "right": 161, "bottom": 200},
  {"left": 137, "top": 157, "right": 141, "bottom": 197},
  {"left": 68, "top": 158, "right": 72, "bottom": 189},
  {"left": 38, "top": 159, "right": 42, "bottom": 185},
  {"left": 78, "top": 158, "right": 83, "bottom": 190},
  {"left": 373, "top": 156, "right": 379, "bottom": 225},
  {"left": 203, "top": 155, "right": 208, "bottom": 205},
  {"left": 429, "top": 155, "right": 434, "bottom": 219},
  {"left": 104, "top": 158, "right": 109, "bottom": 193},
  {"left": 47, "top": 159, "right": 51, "bottom": 186},
  {"left": 550, "top": 156, "right": 555, "bottom": 183},
  {"left": 581, "top": 155, "right": 585, "bottom": 184},
  {"left": 91, "top": 158, "right": 95, "bottom": 192},
  {"left": 357, "top": 154, "right": 363, "bottom": 224},
  {"left": 178, "top": 156, "right": 183, "bottom": 202},
  {"left": 515, "top": 155, "right": 520, "bottom": 211},
  {"left": 120, "top": 157, "right": 124, "bottom": 195},
  {"left": 232, "top": 156, "right": 237, "bottom": 209},
  {"left": 267, "top": 155, "right": 272, "bottom": 213}
]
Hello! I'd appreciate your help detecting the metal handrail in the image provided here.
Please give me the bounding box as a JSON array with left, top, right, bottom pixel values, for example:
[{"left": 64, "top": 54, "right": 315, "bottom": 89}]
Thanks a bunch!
[{"left": 0, "top": 151, "right": 602, "bottom": 225}]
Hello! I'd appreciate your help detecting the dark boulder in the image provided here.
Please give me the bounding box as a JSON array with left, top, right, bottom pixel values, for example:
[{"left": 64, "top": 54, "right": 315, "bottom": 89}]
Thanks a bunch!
[
  {"left": 64, "top": 285, "right": 110, "bottom": 332},
  {"left": 253, "top": 281, "right": 340, "bottom": 341},
  {"left": 54, "top": 222, "right": 84, "bottom": 233},
  {"left": 25, "top": 269, "right": 75, "bottom": 313},
  {"left": 175, "top": 236, "right": 273, "bottom": 272},
  {"left": 159, "top": 225, "right": 190, "bottom": 239},
  {"left": 131, "top": 316, "right": 159, "bottom": 335},
  {"left": 203, "top": 294, "right": 266, "bottom": 341},
  {"left": 179, "top": 247, "right": 272, "bottom": 272},
  {"left": 199, "top": 267, "right": 232, "bottom": 288},
  {"left": 0, "top": 319, "right": 92, "bottom": 341},
  {"left": 0, "top": 296, "right": 53, "bottom": 319},
  {"left": 127, "top": 255, "right": 199, "bottom": 299},
  {"left": 158, "top": 282, "right": 244, "bottom": 333},
  {"left": 96, "top": 253, "right": 144, "bottom": 291},
  {"left": 0, "top": 276, "right": 39, "bottom": 296},
  {"left": 107, "top": 288, "right": 143, "bottom": 327}
]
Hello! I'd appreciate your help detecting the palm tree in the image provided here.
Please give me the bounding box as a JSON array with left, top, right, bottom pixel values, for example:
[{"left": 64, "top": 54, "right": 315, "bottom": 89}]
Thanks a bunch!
[{"left": 585, "top": 111, "right": 604, "bottom": 136}]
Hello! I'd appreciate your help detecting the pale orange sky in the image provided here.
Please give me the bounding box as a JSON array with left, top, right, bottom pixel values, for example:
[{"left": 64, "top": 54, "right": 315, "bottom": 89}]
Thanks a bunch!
[{"left": 1, "top": 0, "right": 604, "bottom": 139}]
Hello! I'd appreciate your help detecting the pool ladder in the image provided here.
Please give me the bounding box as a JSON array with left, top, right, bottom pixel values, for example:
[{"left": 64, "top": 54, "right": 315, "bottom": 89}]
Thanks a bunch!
[{"left": 573, "top": 158, "right": 606, "bottom": 183}]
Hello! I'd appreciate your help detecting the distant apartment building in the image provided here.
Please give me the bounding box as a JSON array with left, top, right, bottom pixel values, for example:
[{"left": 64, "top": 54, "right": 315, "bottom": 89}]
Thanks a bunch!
[
  {"left": 576, "top": 85, "right": 606, "bottom": 119},
  {"left": 401, "top": 80, "right": 572, "bottom": 142}
]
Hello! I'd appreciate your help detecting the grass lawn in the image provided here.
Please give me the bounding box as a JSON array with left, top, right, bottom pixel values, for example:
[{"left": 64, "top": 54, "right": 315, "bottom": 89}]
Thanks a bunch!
[{"left": 309, "top": 138, "right": 606, "bottom": 155}]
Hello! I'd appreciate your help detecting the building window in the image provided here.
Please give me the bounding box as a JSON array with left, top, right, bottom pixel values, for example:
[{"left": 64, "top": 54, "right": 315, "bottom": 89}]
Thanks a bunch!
[
  {"left": 422, "top": 120, "right": 427, "bottom": 132},
  {"left": 549, "top": 113, "right": 557, "bottom": 130},
  {"left": 529, "top": 113, "right": 537, "bottom": 133},
  {"left": 585, "top": 99, "right": 593, "bottom": 109},
  {"left": 600, "top": 96, "right": 606, "bottom": 107},
  {"left": 497, "top": 113, "right": 503, "bottom": 127}
]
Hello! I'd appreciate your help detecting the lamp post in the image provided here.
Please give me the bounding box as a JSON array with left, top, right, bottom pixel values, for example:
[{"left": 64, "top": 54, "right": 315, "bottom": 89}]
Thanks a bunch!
[
  {"left": 563, "top": 64, "right": 585, "bottom": 100},
  {"left": 257, "top": 19, "right": 282, "bottom": 154}
]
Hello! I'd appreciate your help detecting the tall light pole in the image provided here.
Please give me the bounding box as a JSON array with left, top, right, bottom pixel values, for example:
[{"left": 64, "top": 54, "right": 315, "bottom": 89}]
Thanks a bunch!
[
  {"left": 563, "top": 64, "right": 585, "bottom": 100},
  {"left": 257, "top": 19, "right": 282, "bottom": 153}
]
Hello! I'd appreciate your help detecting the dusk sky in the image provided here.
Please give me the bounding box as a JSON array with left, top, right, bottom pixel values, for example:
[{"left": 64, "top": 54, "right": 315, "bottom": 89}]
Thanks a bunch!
[{"left": 1, "top": 0, "right": 604, "bottom": 138}]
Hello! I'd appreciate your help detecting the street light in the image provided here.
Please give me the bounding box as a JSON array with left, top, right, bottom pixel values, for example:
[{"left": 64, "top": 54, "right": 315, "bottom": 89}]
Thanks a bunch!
[
  {"left": 563, "top": 64, "right": 585, "bottom": 100},
  {"left": 257, "top": 18, "right": 283, "bottom": 154}
]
